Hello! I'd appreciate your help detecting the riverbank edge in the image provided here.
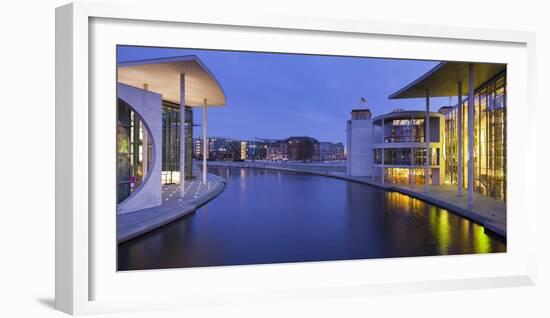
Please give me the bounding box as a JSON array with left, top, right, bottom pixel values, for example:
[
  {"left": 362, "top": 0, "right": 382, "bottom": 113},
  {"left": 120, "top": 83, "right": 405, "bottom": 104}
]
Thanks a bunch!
[
  {"left": 208, "top": 161, "right": 506, "bottom": 239},
  {"left": 117, "top": 174, "right": 226, "bottom": 244}
]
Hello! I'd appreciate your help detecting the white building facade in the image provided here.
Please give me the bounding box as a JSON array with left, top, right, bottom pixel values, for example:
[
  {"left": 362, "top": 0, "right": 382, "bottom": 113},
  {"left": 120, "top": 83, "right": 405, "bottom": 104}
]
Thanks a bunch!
[
  {"left": 346, "top": 109, "right": 374, "bottom": 177},
  {"left": 347, "top": 109, "right": 445, "bottom": 186}
]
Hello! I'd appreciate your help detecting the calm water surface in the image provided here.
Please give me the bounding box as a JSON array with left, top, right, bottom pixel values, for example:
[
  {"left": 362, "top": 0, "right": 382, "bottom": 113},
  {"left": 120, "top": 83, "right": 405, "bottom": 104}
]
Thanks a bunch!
[{"left": 118, "top": 167, "right": 506, "bottom": 270}]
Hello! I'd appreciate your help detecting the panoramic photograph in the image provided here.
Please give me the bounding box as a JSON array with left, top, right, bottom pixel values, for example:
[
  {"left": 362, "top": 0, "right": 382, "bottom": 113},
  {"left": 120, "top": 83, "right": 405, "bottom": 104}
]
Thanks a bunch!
[{"left": 116, "top": 45, "right": 507, "bottom": 271}]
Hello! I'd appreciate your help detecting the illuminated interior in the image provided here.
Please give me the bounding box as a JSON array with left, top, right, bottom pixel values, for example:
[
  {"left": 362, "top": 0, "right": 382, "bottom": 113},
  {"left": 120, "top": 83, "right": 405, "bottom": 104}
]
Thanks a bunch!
[
  {"left": 384, "top": 118, "right": 425, "bottom": 142},
  {"left": 117, "top": 98, "right": 153, "bottom": 203},
  {"left": 240, "top": 141, "right": 247, "bottom": 160},
  {"left": 444, "top": 72, "right": 506, "bottom": 201},
  {"left": 384, "top": 168, "right": 430, "bottom": 185},
  {"left": 160, "top": 101, "right": 194, "bottom": 185}
]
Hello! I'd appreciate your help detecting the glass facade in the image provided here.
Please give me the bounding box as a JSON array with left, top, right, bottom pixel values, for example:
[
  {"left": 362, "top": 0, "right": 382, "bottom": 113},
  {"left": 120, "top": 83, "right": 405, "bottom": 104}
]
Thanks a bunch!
[
  {"left": 374, "top": 114, "right": 442, "bottom": 186},
  {"left": 384, "top": 119, "right": 425, "bottom": 143},
  {"left": 443, "top": 71, "right": 506, "bottom": 201},
  {"left": 117, "top": 99, "right": 153, "bottom": 203},
  {"left": 383, "top": 148, "right": 412, "bottom": 165},
  {"left": 413, "top": 148, "right": 440, "bottom": 166},
  {"left": 378, "top": 148, "right": 439, "bottom": 166},
  {"left": 384, "top": 168, "right": 429, "bottom": 185},
  {"left": 245, "top": 141, "right": 268, "bottom": 161},
  {"left": 161, "top": 101, "right": 194, "bottom": 185}
]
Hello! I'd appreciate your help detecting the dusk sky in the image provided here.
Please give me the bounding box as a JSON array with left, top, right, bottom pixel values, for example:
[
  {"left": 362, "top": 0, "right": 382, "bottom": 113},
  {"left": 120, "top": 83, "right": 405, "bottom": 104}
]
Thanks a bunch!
[{"left": 118, "top": 46, "right": 455, "bottom": 145}]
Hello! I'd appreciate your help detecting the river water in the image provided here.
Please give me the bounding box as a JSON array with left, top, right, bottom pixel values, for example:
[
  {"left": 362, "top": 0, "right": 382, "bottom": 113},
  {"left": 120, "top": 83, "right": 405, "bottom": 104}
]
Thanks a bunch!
[{"left": 118, "top": 167, "right": 506, "bottom": 270}]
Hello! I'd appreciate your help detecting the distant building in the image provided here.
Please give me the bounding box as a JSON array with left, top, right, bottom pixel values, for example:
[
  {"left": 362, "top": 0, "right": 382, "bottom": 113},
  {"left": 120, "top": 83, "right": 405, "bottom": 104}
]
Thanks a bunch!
[
  {"left": 264, "top": 136, "right": 323, "bottom": 162},
  {"left": 210, "top": 137, "right": 240, "bottom": 161},
  {"left": 287, "top": 136, "right": 320, "bottom": 162},
  {"left": 320, "top": 142, "right": 332, "bottom": 161},
  {"left": 266, "top": 140, "right": 289, "bottom": 161},
  {"left": 193, "top": 138, "right": 202, "bottom": 159},
  {"left": 193, "top": 137, "right": 233, "bottom": 160},
  {"left": 245, "top": 141, "right": 268, "bottom": 161},
  {"left": 195, "top": 136, "right": 341, "bottom": 162},
  {"left": 334, "top": 143, "right": 345, "bottom": 160},
  {"left": 320, "top": 141, "right": 346, "bottom": 161},
  {"left": 194, "top": 137, "right": 271, "bottom": 161}
]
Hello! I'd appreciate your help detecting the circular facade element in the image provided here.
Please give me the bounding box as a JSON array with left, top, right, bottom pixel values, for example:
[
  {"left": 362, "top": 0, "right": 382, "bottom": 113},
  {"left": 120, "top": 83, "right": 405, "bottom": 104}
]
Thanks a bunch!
[{"left": 117, "top": 98, "right": 154, "bottom": 203}]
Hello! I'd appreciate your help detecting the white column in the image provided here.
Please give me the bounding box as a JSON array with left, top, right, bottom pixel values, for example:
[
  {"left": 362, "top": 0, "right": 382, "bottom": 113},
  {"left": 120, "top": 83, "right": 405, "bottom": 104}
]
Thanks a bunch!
[
  {"left": 381, "top": 119, "right": 385, "bottom": 184},
  {"left": 179, "top": 74, "right": 186, "bottom": 197},
  {"left": 457, "top": 81, "right": 463, "bottom": 196},
  {"left": 202, "top": 98, "right": 208, "bottom": 184},
  {"left": 425, "top": 88, "right": 430, "bottom": 192},
  {"left": 142, "top": 83, "right": 149, "bottom": 178},
  {"left": 468, "top": 64, "right": 474, "bottom": 208},
  {"left": 410, "top": 115, "right": 414, "bottom": 186}
]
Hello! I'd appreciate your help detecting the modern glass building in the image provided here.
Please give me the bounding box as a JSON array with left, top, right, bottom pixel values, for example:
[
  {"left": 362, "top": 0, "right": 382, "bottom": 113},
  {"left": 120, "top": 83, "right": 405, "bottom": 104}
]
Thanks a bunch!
[
  {"left": 441, "top": 71, "right": 506, "bottom": 201},
  {"left": 389, "top": 61, "right": 506, "bottom": 204},
  {"left": 372, "top": 110, "right": 444, "bottom": 185},
  {"left": 116, "top": 55, "right": 226, "bottom": 214}
]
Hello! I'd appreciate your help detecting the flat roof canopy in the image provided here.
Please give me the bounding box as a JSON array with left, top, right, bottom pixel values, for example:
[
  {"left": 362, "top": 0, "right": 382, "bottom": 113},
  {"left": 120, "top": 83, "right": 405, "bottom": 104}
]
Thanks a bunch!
[
  {"left": 389, "top": 61, "right": 506, "bottom": 99},
  {"left": 117, "top": 55, "right": 226, "bottom": 107}
]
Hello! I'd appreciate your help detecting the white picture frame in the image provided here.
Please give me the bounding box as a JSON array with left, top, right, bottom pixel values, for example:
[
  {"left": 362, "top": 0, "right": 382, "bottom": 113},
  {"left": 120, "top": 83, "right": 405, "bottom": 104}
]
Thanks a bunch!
[{"left": 55, "top": 2, "right": 537, "bottom": 315}]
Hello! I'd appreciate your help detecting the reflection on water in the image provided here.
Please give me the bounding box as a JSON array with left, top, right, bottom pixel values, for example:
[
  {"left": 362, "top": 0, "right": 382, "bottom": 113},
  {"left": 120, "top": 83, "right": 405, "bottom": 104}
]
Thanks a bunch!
[{"left": 118, "top": 167, "right": 506, "bottom": 270}]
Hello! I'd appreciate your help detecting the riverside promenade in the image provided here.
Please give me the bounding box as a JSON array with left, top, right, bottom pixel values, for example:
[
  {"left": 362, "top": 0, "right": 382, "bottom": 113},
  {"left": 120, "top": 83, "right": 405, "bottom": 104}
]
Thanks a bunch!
[
  {"left": 117, "top": 172, "right": 226, "bottom": 243},
  {"left": 208, "top": 160, "right": 506, "bottom": 238}
]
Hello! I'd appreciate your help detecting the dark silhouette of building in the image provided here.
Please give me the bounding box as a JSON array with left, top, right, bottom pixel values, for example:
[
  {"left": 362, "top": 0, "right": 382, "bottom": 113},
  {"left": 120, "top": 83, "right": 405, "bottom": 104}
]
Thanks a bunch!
[{"left": 286, "top": 136, "right": 320, "bottom": 162}]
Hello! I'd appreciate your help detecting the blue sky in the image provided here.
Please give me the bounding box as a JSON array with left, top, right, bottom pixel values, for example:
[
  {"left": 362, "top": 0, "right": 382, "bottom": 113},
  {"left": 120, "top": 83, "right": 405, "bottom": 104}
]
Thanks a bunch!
[{"left": 118, "top": 46, "right": 454, "bottom": 144}]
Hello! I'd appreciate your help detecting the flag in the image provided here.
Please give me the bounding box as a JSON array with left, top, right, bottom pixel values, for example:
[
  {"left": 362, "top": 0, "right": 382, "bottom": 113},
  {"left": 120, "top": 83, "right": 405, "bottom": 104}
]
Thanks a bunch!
[{"left": 360, "top": 97, "right": 366, "bottom": 108}]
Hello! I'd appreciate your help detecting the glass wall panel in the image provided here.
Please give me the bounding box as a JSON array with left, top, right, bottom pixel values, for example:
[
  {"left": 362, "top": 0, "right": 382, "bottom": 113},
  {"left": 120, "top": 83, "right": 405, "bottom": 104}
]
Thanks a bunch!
[
  {"left": 411, "top": 168, "right": 427, "bottom": 185},
  {"left": 116, "top": 98, "right": 153, "bottom": 203},
  {"left": 384, "top": 118, "right": 425, "bottom": 143},
  {"left": 374, "top": 149, "right": 382, "bottom": 164},
  {"left": 383, "top": 148, "right": 412, "bottom": 165},
  {"left": 444, "top": 109, "right": 458, "bottom": 184},
  {"left": 384, "top": 168, "right": 410, "bottom": 184},
  {"left": 384, "top": 168, "right": 430, "bottom": 185},
  {"left": 161, "top": 101, "right": 194, "bottom": 185},
  {"left": 441, "top": 71, "right": 506, "bottom": 202},
  {"left": 411, "top": 148, "right": 439, "bottom": 166}
]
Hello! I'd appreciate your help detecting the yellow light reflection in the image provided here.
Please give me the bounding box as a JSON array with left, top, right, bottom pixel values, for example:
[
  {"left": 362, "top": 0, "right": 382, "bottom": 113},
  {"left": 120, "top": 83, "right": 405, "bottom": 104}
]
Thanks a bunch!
[
  {"left": 436, "top": 209, "right": 450, "bottom": 255},
  {"left": 474, "top": 226, "right": 490, "bottom": 253}
]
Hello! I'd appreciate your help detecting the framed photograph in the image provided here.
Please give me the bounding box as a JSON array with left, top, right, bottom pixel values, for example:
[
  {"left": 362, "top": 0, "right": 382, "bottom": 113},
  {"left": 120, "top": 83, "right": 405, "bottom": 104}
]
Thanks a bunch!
[{"left": 56, "top": 2, "right": 537, "bottom": 315}]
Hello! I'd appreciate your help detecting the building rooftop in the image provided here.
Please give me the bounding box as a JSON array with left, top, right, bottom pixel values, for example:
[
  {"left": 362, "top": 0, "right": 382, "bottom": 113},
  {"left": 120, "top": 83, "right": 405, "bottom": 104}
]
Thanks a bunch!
[
  {"left": 118, "top": 55, "right": 226, "bottom": 107},
  {"left": 351, "top": 108, "right": 372, "bottom": 120},
  {"left": 388, "top": 61, "right": 506, "bottom": 99}
]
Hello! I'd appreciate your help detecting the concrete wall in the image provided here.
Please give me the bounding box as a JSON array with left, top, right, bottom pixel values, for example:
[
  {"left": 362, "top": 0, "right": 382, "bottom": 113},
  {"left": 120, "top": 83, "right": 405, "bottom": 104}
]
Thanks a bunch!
[
  {"left": 208, "top": 160, "right": 345, "bottom": 174},
  {"left": 346, "top": 118, "right": 373, "bottom": 176},
  {"left": 117, "top": 83, "right": 163, "bottom": 214}
]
